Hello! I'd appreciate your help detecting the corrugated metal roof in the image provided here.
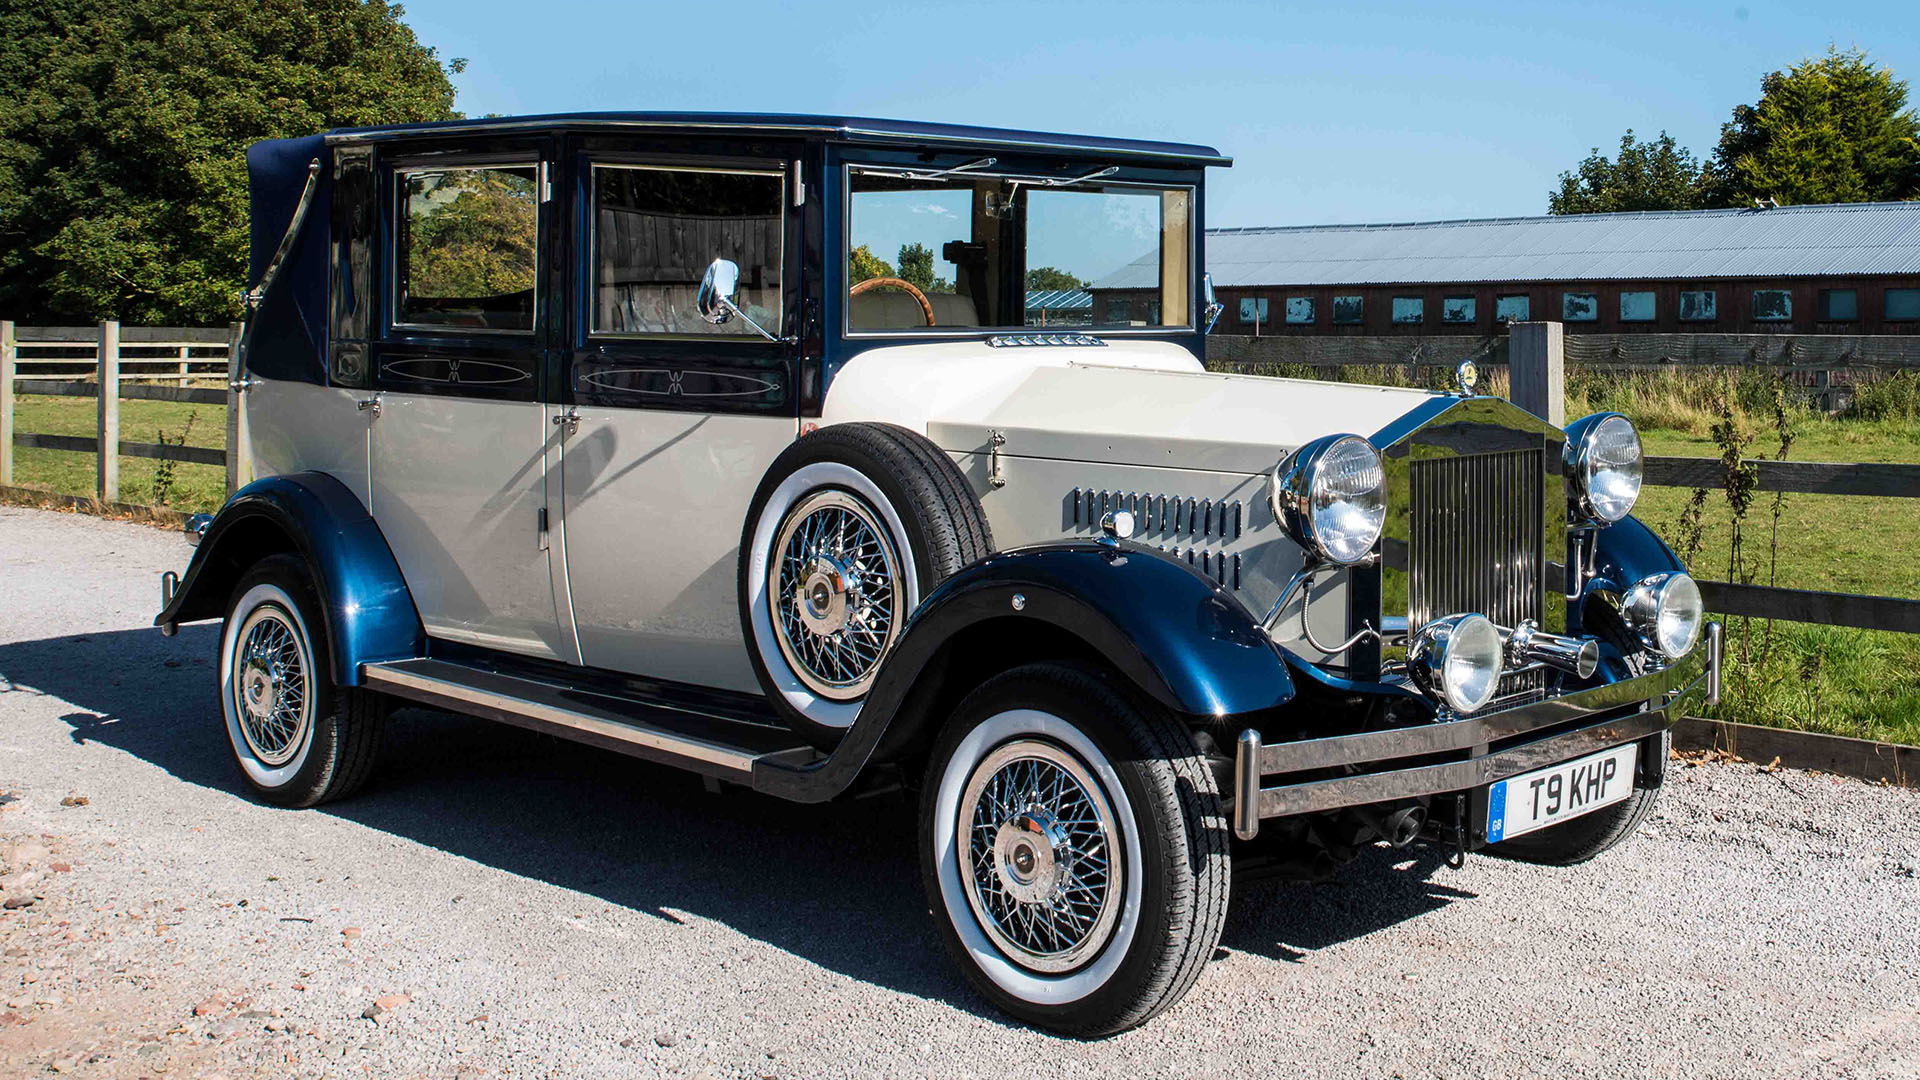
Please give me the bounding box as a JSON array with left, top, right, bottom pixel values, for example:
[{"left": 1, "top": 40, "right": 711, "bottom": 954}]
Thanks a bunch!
[
  {"left": 1092, "top": 202, "right": 1920, "bottom": 289},
  {"left": 1024, "top": 288, "right": 1092, "bottom": 310}
]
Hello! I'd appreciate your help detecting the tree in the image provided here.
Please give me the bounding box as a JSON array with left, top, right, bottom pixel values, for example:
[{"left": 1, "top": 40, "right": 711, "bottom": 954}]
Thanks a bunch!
[
  {"left": 0, "top": 0, "right": 462, "bottom": 324},
  {"left": 1548, "top": 130, "right": 1709, "bottom": 214},
  {"left": 1025, "top": 266, "right": 1088, "bottom": 290},
  {"left": 847, "top": 244, "right": 894, "bottom": 285},
  {"left": 1705, "top": 47, "right": 1920, "bottom": 206}
]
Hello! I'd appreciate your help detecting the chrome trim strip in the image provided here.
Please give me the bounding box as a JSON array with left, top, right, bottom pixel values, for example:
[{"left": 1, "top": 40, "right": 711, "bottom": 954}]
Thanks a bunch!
[
  {"left": 1234, "top": 730, "right": 1262, "bottom": 841},
  {"left": 1705, "top": 621, "right": 1724, "bottom": 705},
  {"left": 361, "top": 661, "right": 760, "bottom": 776},
  {"left": 1252, "top": 690, "right": 1692, "bottom": 818},
  {"left": 1257, "top": 645, "right": 1707, "bottom": 777}
]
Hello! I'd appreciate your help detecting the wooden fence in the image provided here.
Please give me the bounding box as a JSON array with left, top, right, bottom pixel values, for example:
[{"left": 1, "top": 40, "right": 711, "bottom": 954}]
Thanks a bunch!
[{"left": 1, "top": 321, "right": 251, "bottom": 501}]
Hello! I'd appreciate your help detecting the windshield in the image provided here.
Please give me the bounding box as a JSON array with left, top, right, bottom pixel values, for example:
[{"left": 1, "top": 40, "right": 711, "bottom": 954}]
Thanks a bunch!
[{"left": 845, "top": 169, "right": 1191, "bottom": 333}]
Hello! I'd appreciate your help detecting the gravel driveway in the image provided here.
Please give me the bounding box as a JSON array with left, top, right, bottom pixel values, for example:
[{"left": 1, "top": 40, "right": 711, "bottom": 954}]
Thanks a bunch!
[{"left": 1, "top": 504, "right": 1916, "bottom": 1079}]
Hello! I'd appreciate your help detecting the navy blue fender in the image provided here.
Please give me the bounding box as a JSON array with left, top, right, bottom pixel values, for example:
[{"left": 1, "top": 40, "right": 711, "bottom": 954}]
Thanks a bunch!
[
  {"left": 1589, "top": 513, "right": 1686, "bottom": 589},
  {"left": 753, "top": 541, "right": 1296, "bottom": 802},
  {"left": 154, "top": 472, "right": 422, "bottom": 685}
]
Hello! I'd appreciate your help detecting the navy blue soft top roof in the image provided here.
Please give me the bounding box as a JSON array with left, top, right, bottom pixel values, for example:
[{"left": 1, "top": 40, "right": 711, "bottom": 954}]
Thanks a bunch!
[{"left": 327, "top": 111, "right": 1230, "bottom": 167}]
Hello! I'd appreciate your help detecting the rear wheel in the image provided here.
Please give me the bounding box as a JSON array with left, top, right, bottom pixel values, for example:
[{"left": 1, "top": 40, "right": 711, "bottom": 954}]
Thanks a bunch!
[
  {"left": 219, "top": 555, "right": 388, "bottom": 807},
  {"left": 918, "top": 663, "right": 1230, "bottom": 1036}
]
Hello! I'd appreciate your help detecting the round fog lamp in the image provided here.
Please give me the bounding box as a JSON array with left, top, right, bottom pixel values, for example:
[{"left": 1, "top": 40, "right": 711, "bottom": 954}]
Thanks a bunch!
[
  {"left": 1622, "top": 572, "right": 1704, "bottom": 658},
  {"left": 1409, "top": 613, "right": 1505, "bottom": 714}
]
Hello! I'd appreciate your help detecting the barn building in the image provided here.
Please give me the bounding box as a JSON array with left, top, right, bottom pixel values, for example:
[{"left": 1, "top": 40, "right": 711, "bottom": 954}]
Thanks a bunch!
[{"left": 1090, "top": 201, "right": 1920, "bottom": 336}]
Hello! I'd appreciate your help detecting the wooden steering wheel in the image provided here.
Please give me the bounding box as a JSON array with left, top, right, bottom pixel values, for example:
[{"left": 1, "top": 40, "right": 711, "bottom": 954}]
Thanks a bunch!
[{"left": 849, "top": 276, "right": 936, "bottom": 326}]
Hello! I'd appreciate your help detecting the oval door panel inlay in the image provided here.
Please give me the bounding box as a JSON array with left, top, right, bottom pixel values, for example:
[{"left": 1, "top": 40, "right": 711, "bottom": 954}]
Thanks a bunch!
[
  {"left": 381, "top": 358, "right": 531, "bottom": 386},
  {"left": 578, "top": 366, "right": 778, "bottom": 398}
]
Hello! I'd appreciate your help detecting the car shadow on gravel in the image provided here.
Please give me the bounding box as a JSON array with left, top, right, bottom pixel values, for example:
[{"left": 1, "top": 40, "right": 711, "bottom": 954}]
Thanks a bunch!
[{"left": 4, "top": 624, "right": 1489, "bottom": 1023}]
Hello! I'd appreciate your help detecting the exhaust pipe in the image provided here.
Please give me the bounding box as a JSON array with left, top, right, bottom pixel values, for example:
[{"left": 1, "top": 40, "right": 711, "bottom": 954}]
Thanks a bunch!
[
  {"left": 1505, "top": 620, "right": 1600, "bottom": 679},
  {"left": 1356, "top": 804, "right": 1427, "bottom": 849}
]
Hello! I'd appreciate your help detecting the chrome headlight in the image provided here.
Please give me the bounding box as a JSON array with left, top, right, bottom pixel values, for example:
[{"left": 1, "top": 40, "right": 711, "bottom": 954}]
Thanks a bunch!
[
  {"left": 1271, "top": 434, "right": 1387, "bottom": 565},
  {"left": 1408, "top": 613, "right": 1505, "bottom": 714},
  {"left": 1622, "top": 572, "right": 1704, "bottom": 658},
  {"left": 1564, "top": 412, "right": 1643, "bottom": 525}
]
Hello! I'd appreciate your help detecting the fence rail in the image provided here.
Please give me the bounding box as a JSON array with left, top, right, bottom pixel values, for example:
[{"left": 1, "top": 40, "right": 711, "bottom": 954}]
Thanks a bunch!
[{"left": 2, "top": 320, "right": 247, "bottom": 501}]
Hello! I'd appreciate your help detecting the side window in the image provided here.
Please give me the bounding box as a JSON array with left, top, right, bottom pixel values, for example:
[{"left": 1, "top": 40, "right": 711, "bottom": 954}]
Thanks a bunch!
[
  {"left": 592, "top": 165, "right": 785, "bottom": 336},
  {"left": 1332, "top": 295, "right": 1365, "bottom": 324},
  {"left": 1619, "top": 291, "right": 1656, "bottom": 322},
  {"left": 1391, "top": 296, "right": 1424, "bottom": 324},
  {"left": 1441, "top": 296, "right": 1475, "bottom": 323},
  {"left": 1285, "top": 296, "right": 1315, "bottom": 324},
  {"left": 1819, "top": 289, "right": 1857, "bottom": 321},
  {"left": 394, "top": 165, "right": 538, "bottom": 332},
  {"left": 1752, "top": 288, "right": 1792, "bottom": 322},
  {"left": 1239, "top": 297, "right": 1269, "bottom": 323},
  {"left": 1886, "top": 288, "right": 1920, "bottom": 321},
  {"left": 1495, "top": 294, "right": 1530, "bottom": 323}
]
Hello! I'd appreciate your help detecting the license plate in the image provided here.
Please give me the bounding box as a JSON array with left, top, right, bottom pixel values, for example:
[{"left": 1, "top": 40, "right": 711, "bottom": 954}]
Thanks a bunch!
[{"left": 1486, "top": 743, "right": 1638, "bottom": 843}]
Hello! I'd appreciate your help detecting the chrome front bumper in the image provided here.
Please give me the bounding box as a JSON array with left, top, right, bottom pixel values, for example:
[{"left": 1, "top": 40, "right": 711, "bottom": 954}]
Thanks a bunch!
[{"left": 1231, "top": 622, "right": 1723, "bottom": 840}]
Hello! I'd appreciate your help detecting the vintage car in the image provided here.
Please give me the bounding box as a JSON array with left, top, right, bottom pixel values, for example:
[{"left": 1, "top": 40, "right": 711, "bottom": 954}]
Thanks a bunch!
[{"left": 155, "top": 112, "right": 1721, "bottom": 1035}]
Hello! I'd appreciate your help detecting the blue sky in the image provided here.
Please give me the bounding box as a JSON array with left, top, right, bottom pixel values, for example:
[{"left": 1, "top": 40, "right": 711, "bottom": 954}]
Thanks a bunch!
[{"left": 403, "top": 0, "right": 1916, "bottom": 229}]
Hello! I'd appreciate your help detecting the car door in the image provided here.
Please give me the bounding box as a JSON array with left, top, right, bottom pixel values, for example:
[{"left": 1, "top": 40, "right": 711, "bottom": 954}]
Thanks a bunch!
[
  {"left": 556, "top": 144, "right": 803, "bottom": 691},
  {"left": 366, "top": 143, "right": 573, "bottom": 661}
]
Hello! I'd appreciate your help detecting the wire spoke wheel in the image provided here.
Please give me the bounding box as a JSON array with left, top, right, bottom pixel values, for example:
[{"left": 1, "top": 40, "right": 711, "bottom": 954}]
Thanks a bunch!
[
  {"left": 230, "top": 603, "right": 314, "bottom": 768},
  {"left": 956, "top": 739, "right": 1124, "bottom": 974},
  {"left": 768, "top": 489, "right": 905, "bottom": 701}
]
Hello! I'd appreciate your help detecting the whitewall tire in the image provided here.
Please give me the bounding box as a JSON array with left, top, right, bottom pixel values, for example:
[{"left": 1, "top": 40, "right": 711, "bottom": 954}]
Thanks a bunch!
[
  {"left": 739, "top": 423, "right": 991, "bottom": 748},
  {"left": 918, "top": 663, "right": 1231, "bottom": 1036},
  {"left": 218, "top": 555, "right": 389, "bottom": 807}
]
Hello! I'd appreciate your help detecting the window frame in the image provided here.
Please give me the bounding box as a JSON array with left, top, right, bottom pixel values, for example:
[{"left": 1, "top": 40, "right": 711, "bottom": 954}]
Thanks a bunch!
[
  {"left": 1818, "top": 288, "right": 1858, "bottom": 322},
  {"left": 1886, "top": 288, "right": 1920, "bottom": 322},
  {"left": 1284, "top": 296, "right": 1315, "bottom": 325},
  {"left": 585, "top": 161, "right": 790, "bottom": 342},
  {"left": 838, "top": 161, "right": 1200, "bottom": 339},
  {"left": 1440, "top": 295, "right": 1476, "bottom": 324},
  {"left": 1618, "top": 290, "right": 1656, "bottom": 323},
  {"left": 1390, "top": 296, "right": 1425, "bottom": 325},
  {"left": 389, "top": 159, "right": 545, "bottom": 337},
  {"left": 1494, "top": 294, "right": 1531, "bottom": 323},
  {"left": 1238, "top": 297, "right": 1270, "bottom": 324},
  {"left": 1331, "top": 295, "right": 1365, "bottom": 325},
  {"left": 1561, "top": 291, "right": 1599, "bottom": 323}
]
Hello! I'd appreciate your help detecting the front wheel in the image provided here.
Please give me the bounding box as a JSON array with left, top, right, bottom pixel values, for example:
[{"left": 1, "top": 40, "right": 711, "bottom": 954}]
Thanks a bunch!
[
  {"left": 219, "top": 555, "right": 389, "bottom": 807},
  {"left": 918, "top": 663, "right": 1230, "bottom": 1036}
]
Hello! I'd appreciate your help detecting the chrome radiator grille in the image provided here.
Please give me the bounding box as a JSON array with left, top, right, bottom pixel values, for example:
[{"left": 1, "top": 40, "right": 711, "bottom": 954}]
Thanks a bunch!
[{"left": 1408, "top": 448, "right": 1547, "bottom": 702}]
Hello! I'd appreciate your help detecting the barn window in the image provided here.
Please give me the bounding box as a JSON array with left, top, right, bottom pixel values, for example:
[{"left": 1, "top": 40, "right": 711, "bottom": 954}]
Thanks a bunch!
[
  {"left": 1494, "top": 294, "right": 1531, "bottom": 323},
  {"left": 1752, "top": 289, "right": 1792, "bottom": 322},
  {"left": 1619, "top": 291, "right": 1656, "bottom": 322},
  {"left": 1105, "top": 298, "right": 1132, "bottom": 322},
  {"left": 1391, "top": 297, "right": 1424, "bottom": 324},
  {"left": 1887, "top": 289, "right": 1920, "bottom": 321},
  {"left": 1561, "top": 292, "right": 1598, "bottom": 322},
  {"left": 1239, "top": 297, "right": 1270, "bottom": 323},
  {"left": 1818, "top": 289, "right": 1857, "bottom": 321},
  {"left": 1332, "top": 296, "right": 1365, "bottom": 324},
  {"left": 1678, "top": 290, "right": 1717, "bottom": 321},
  {"left": 1441, "top": 296, "right": 1476, "bottom": 323},
  {"left": 592, "top": 164, "right": 785, "bottom": 336},
  {"left": 1285, "top": 296, "right": 1315, "bottom": 324}
]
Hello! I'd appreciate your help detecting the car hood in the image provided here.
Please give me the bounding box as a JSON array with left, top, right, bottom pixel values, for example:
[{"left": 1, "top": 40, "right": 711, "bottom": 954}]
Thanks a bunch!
[{"left": 820, "top": 339, "right": 1442, "bottom": 475}]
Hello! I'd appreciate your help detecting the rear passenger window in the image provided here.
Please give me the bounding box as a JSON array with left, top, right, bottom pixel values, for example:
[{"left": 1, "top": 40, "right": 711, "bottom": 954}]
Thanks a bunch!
[
  {"left": 394, "top": 165, "right": 538, "bottom": 332},
  {"left": 593, "top": 165, "right": 785, "bottom": 336}
]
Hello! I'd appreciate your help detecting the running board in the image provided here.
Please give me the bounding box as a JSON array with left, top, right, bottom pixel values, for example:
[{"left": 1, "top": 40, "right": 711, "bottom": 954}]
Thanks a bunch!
[{"left": 361, "top": 658, "right": 819, "bottom": 781}]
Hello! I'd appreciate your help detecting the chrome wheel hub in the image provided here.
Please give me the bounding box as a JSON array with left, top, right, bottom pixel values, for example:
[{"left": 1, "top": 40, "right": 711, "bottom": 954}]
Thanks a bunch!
[
  {"left": 957, "top": 739, "right": 1123, "bottom": 973},
  {"left": 229, "top": 604, "right": 312, "bottom": 768},
  {"left": 770, "top": 490, "right": 904, "bottom": 701}
]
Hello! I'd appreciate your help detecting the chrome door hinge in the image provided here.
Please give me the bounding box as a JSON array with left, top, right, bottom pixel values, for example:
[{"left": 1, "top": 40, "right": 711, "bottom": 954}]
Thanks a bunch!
[
  {"left": 357, "top": 393, "right": 382, "bottom": 418},
  {"left": 553, "top": 407, "right": 580, "bottom": 436},
  {"left": 539, "top": 162, "right": 553, "bottom": 203},
  {"left": 229, "top": 377, "right": 262, "bottom": 393},
  {"left": 988, "top": 430, "right": 1007, "bottom": 489},
  {"left": 791, "top": 160, "right": 805, "bottom": 207},
  {"left": 537, "top": 506, "right": 551, "bottom": 550}
]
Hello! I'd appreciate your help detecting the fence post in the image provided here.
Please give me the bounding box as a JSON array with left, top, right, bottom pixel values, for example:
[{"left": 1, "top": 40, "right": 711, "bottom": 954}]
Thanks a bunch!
[
  {"left": 0, "top": 320, "right": 14, "bottom": 487},
  {"left": 1508, "top": 321, "right": 1565, "bottom": 426},
  {"left": 97, "top": 320, "right": 121, "bottom": 501},
  {"left": 225, "top": 321, "right": 249, "bottom": 494},
  {"left": 178, "top": 343, "right": 191, "bottom": 388}
]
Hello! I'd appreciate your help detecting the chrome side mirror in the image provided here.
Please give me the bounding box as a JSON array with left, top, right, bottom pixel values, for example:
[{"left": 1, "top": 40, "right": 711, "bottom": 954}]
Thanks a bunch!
[
  {"left": 696, "top": 258, "right": 741, "bottom": 326},
  {"left": 1201, "top": 271, "right": 1223, "bottom": 334}
]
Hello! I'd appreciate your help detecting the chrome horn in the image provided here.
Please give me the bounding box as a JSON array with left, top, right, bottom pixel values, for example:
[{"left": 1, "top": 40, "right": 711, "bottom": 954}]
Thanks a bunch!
[{"left": 1504, "top": 620, "right": 1600, "bottom": 679}]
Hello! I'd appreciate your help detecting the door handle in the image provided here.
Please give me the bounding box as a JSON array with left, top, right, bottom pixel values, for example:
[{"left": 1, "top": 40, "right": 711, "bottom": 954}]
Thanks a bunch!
[
  {"left": 553, "top": 408, "right": 580, "bottom": 436},
  {"left": 357, "top": 394, "right": 382, "bottom": 418},
  {"left": 229, "top": 377, "right": 262, "bottom": 393}
]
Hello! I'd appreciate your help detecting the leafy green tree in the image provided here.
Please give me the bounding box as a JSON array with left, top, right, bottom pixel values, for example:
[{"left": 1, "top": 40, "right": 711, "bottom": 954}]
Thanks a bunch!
[
  {"left": 406, "top": 169, "right": 537, "bottom": 299},
  {"left": 1705, "top": 47, "right": 1920, "bottom": 206},
  {"left": 1548, "top": 130, "right": 1709, "bottom": 214},
  {"left": 894, "top": 242, "right": 952, "bottom": 293},
  {"left": 0, "top": 0, "right": 462, "bottom": 324},
  {"left": 848, "top": 244, "right": 894, "bottom": 284},
  {"left": 1025, "top": 266, "right": 1088, "bottom": 290}
]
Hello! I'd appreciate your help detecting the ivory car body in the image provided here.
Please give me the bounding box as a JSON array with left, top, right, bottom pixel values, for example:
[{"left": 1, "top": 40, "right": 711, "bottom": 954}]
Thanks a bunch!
[{"left": 156, "top": 113, "right": 1720, "bottom": 1036}]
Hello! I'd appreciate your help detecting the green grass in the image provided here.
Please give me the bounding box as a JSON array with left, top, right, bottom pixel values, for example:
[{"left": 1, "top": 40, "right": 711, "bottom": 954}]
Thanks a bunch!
[{"left": 8, "top": 393, "right": 229, "bottom": 513}]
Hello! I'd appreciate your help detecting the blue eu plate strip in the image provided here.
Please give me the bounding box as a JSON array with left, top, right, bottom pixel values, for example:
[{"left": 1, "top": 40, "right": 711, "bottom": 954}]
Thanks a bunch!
[{"left": 1485, "top": 779, "right": 1507, "bottom": 843}]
